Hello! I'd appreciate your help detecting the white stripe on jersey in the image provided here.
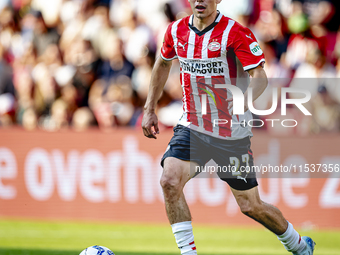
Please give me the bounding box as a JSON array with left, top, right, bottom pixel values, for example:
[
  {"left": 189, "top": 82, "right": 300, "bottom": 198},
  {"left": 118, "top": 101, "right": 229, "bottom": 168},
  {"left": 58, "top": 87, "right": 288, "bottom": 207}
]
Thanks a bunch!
[
  {"left": 216, "top": 12, "right": 223, "bottom": 22},
  {"left": 205, "top": 77, "right": 219, "bottom": 136},
  {"left": 161, "top": 55, "right": 178, "bottom": 61},
  {"left": 181, "top": 74, "right": 188, "bottom": 113},
  {"left": 191, "top": 78, "right": 204, "bottom": 131},
  {"left": 187, "top": 30, "right": 196, "bottom": 59},
  {"left": 189, "top": 15, "right": 193, "bottom": 26},
  {"left": 171, "top": 19, "right": 181, "bottom": 56},
  {"left": 221, "top": 20, "right": 235, "bottom": 54},
  {"left": 202, "top": 28, "right": 214, "bottom": 59},
  {"left": 243, "top": 58, "right": 266, "bottom": 71}
]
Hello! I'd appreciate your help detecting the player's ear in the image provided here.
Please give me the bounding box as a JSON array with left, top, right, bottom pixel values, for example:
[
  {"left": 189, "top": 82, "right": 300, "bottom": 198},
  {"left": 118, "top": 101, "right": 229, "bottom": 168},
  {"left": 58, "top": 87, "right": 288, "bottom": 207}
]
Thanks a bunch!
[{"left": 216, "top": 0, "right": 222, "bottom": 4}]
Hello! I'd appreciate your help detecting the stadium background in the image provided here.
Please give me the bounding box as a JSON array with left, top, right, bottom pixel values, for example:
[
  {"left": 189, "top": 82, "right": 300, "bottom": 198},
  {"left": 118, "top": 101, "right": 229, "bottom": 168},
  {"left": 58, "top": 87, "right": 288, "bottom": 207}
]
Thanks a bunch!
[{"left": 0, "top": 0, "right": 340, "bottom": 254}]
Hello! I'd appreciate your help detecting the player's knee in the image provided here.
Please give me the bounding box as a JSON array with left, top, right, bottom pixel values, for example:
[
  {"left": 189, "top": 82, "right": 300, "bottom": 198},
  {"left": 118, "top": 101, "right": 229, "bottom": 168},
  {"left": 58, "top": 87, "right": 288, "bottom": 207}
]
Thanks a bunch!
[
  {"left": 240, "top": 204, "right": 254, "bottom": 216},
  {"left": 161, "top": 158, "right": 189, "bottom": 195},
  {"left": 160, "top": 175, "right": 182, "bottom": 194},
  {"left": 238, "top": 199, "right": 261, "bottom": 217}
]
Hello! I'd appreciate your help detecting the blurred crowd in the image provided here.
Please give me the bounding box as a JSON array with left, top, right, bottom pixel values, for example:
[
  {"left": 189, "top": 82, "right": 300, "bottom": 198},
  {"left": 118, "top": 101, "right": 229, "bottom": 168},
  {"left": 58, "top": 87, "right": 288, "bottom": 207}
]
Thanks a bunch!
[{"left": 0, "top": 0, "right": 339, "bottom": 134}]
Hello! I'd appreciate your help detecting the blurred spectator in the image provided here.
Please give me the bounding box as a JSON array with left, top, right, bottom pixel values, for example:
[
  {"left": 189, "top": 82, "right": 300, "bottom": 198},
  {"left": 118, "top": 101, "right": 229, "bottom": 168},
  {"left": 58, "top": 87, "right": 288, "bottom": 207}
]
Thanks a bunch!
[
  {"left": 89, "top": 75, "right": 135, "bottom": 128},
  {"left": 291, "top": 0, "right": 333, "bottom": 27},
  {"left": 22, "top": 107, "right": 38, "bottom": 130},
  {"left": 31, "top": 10, "right": 60, "bottom": 57},
  {"left": 97, "top": 31, "right": 134, "bottom": 82},
  {"left": 33, "top": 72, "right": 58, "bottom": 116},
  {"left": 293, "top": 46, "right": 336, "bottom": 79},
  {"left": 72, "top": 107, "right": 95, "bottom": 131},
  {"left": 310, "top": 85, "right": 340, "bottom": 133},
  {"left": 262, "top": 43, "right": 291, "bottom": 78},
  {"left": 0, "top": 45, "right": 14, "bottom": 96},
  {"left": 31, "top": 0, "right": 63, "bottom": 27},
  {"left": 39, "top": 98, "right": 68, "bottom": 131},
  {"left": 290, "top": 46, "right": 337, "bottom": 102},
  {"left": 64, "top": 39, "right": 99, "bottom": 107},
  {"left": 131, "top": 50, "right": 154, "bottom": 101},
  {"left": 14, "top": 69, "right": 34, "bottom": 122},
  {"left": 0, "top": 93, "right": 15, "bottom": 126}
]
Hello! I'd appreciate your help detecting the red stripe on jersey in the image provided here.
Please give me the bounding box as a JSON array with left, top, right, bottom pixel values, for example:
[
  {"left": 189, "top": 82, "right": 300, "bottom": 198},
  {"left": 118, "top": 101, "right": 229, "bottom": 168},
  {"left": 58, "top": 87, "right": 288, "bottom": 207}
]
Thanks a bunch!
[
  {"left": 194, "top": 34, "right": 204, "bottom": 59},
  {"left": 192, "top": 247, "right": 197, "bottom": 251},
  {"left": 186, "top": 74, "right": 198, "bottom": 126},
  {"left": 182, "top": 72, "right": 192, "bottom": 123},
  {"left": 197, "top": 77, "right": 213, "bottom": 133},
  {"left": 161, "top": 22, "right": 177, "bottom": 59},
  {"left": 176, "top": 18, "right": 191, "bottom": 58},
  {"left": 208, "top": 20, "right": 227, "bottom": 58},
  {"left": 180, "top": 72, "right": 183, "bottom": 115},
  {"left": 189, "top": 241, "right": 195, "bottom": 245},
  {"left": 180, "top": 72, "right": 185, "bottom": 114},
  {"left": 212, "top": 76, "right": 231, "bottom": 137}
]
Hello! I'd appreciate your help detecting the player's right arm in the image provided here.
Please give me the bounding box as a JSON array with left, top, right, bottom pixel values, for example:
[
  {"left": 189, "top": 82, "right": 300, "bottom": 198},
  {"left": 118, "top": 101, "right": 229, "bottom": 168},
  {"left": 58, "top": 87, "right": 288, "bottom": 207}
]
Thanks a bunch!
[
  {"left": 142, "top": 57, "right": 172, "bottom": 139},
  {"left": 142, "top": 22, "right": 177, "bottom": 139}
]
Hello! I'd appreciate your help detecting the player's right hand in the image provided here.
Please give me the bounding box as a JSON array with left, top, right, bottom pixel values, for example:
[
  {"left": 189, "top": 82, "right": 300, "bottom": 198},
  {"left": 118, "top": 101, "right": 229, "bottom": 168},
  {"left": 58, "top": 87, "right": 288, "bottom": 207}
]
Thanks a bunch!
[{"left": 142, "top": 111, "right": 159, "bottom": 139}]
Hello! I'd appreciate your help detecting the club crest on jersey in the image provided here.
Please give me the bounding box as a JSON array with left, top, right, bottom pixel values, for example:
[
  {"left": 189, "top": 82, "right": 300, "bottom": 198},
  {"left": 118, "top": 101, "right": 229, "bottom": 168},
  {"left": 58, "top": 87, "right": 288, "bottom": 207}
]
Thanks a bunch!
[
  {"left": 208, "top": 41, "right": 221, "bottom": 52},
  {"left": 249, "top": 42, "right": 263, "bottom": 56}
]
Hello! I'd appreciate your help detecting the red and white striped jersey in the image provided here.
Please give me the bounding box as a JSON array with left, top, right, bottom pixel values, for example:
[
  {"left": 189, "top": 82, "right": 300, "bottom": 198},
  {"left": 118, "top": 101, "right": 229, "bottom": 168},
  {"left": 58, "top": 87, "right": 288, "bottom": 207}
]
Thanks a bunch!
[{"left": 161, "top": 12, "right": 265, "bottom": 140}]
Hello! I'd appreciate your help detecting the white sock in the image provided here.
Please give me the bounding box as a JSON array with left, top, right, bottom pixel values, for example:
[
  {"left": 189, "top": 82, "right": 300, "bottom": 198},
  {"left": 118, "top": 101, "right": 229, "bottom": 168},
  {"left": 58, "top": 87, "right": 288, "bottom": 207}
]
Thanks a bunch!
[
  {"left": 171, "top": 221, "right": 197, "bottom": 254},
  {"left": 277, "top": 222, "right": 306, "bottom": 253}
]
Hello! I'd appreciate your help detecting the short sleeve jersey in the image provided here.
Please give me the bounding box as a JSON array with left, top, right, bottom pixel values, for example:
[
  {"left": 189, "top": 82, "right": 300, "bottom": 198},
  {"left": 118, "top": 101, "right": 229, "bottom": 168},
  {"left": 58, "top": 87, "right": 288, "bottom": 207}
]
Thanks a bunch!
[{"left": 161, "top": 12, "right": 265, "bottom": 140}]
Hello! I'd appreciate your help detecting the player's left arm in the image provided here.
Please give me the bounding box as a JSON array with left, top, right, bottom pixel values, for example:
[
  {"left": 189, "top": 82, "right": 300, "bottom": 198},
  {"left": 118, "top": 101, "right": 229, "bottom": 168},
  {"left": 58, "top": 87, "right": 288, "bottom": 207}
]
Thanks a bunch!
[{"left": 244, "top": 66, "right": 268, "bottom": 112}]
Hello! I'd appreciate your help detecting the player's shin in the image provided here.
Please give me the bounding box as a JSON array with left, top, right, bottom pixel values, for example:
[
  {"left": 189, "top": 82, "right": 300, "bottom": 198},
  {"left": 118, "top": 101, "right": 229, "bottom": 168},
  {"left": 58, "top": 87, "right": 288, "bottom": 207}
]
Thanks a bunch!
[
  {"left": 277, "top": 221, "right": 307, "bottom": 253},
  {"left": 172, "top": 221, "right": 197, "bottom": 254}
]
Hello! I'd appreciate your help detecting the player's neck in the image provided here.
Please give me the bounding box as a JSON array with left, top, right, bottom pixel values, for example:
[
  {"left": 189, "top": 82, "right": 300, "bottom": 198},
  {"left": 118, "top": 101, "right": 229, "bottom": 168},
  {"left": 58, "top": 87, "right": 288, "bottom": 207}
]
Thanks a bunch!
[{"left": 193, "top": 10, "right": 218, "bottom": 31}]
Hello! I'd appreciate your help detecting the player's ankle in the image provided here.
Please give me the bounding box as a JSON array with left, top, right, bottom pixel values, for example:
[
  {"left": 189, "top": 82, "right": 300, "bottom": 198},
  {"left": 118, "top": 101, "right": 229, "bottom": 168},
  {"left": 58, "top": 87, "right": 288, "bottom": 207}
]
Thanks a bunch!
[
  {"left": 295, "top": 238, "right": 307, "bottom": 254},
  {"left": 172, "top": 221, "right": 197, "bottom": 254},
  {"left": 277, "top": 222, "right": 306, "bottom": 253}
]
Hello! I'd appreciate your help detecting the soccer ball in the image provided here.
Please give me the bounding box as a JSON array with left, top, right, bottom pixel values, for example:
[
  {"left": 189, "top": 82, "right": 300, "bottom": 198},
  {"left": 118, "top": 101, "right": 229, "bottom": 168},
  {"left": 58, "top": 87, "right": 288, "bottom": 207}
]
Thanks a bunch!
[{"left": 79, "top": 245, "right": 115, "bottom": 255}]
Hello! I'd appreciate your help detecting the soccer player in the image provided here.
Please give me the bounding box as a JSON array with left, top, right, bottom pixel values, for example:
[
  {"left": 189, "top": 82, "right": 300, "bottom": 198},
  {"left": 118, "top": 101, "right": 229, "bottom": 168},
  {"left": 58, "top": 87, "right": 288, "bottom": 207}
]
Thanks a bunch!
[{"left": 142, "top": 0, "right": 315, "bottom": 254}]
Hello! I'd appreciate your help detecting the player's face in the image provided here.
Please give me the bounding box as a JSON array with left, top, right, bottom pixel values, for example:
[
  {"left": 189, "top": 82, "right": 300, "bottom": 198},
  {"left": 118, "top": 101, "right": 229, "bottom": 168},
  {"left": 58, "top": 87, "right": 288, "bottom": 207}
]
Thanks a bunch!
[{"left": 189, "top": 0, "right": 221, "bottom": 20}]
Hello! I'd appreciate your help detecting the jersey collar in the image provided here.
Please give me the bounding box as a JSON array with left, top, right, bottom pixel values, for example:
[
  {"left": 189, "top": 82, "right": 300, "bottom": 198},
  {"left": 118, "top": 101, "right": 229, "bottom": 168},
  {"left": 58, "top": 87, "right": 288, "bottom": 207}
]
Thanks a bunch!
[{"left": 189, "top": 11, "right": 222, "bottom": 36}]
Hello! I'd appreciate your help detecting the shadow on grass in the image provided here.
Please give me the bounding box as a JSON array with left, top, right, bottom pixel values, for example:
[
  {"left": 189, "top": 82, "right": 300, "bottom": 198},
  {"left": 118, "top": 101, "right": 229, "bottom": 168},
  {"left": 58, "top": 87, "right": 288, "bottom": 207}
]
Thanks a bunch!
[{"left": 0, "top": 248, "right": 242, "bottom": 255}]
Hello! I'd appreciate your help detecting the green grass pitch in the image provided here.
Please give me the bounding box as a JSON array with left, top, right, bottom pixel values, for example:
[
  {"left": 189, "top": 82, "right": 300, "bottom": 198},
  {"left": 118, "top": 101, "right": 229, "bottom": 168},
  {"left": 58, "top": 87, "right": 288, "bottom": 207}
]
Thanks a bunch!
[{"left": 0, "top": 219, "right": 339, "bottom": 255}]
